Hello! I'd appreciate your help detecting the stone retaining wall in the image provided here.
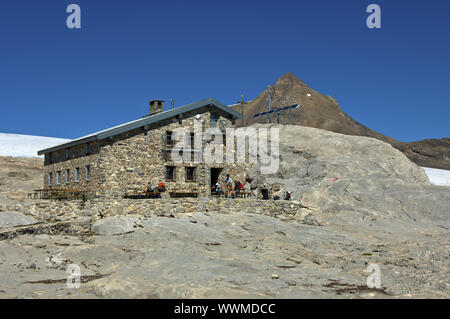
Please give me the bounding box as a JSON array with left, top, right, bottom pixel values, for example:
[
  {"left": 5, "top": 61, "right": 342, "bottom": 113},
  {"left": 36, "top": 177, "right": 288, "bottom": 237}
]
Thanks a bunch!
[{"left": 13, "top": 198, "right": 304, "bottom": 224}]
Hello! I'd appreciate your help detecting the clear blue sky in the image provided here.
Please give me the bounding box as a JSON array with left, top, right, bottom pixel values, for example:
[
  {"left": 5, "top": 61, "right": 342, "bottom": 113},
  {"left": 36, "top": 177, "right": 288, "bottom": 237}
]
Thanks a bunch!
[{"left": 0, "top": 0, "right": 448, "bottom": 142}]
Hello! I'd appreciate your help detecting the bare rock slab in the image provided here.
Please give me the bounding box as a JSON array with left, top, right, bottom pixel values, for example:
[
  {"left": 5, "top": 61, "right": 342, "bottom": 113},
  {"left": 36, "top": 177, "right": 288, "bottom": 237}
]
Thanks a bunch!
[
  {"left": 91, "top": 216, "right": 143, "bottom": 235},
  {"left": 0, "top": 211, "right": 37, "bottom": 228}
]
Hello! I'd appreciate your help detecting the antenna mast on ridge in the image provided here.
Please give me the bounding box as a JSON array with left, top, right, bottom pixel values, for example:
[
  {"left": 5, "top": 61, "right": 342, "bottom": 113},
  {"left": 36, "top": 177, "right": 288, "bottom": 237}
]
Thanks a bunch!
[
  {"left": 238, "top": 94, "right": 247, "bottom": 127},
  {"left": 267, "top": 85, "right": 274, "bottom": 123}
]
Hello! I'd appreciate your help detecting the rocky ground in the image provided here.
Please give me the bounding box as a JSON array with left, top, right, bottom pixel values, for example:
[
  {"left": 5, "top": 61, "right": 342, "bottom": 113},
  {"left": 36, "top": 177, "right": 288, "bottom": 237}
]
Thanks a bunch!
[
  {"left": 0, "top": 125, "right": 449, "bottom": 299},
  {"left": 0, "top": 156, "right": 42, "bottom": 210},
  {"left": 0, "top": 211, "right": 448, "bottom": 299}
]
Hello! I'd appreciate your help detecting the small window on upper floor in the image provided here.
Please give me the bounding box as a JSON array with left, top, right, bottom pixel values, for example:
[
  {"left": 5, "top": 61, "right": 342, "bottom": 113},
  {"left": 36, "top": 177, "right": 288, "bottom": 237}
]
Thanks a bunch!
[
  {"left": 65, "top": 149, "right": 71, "bottom": 160},
  {"left": 75, "top": 167, "right": 80, "bottom": 183},
  {"left": 85, "top": 143, "right": 91, "bottom": 156},
  {"left": 165, "top": 166, "right": 176, "bottom": 182},
  {"left": 85, "top": 166, "right": 91, "bottom": 181},
  {"left": 189, "top": 132, "right": 195, "bottom": 149},
  {"left": 210, "top": 113, "right": 218, "bottom": 128},
  {"left": 48, "top": 152, "right": 54, "bottom": 164},
  {"left": 185, "top": 167, "right": 197, "bottom": 182},
  {"left": 166, "top": 131, "right": 174, "bottom": 147}
]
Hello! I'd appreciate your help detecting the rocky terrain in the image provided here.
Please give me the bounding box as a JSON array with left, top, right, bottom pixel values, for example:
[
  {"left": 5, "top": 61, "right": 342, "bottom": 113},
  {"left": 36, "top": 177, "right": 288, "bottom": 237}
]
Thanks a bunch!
[
  {"left": 0, "top": 125, "right": 449, "bottom": 299},
  {"left": 0, "top": 156, "right": 43, "bottom": 210},
  {"left": 0, "top": 211, "right": 448, "bottom": 299},
  {"left": 234, "top": 73, "right": 450, "bottom": 170},
  {"left": 250, "top": 124, "right": 450, "bottom": 227},
  {"left": 396, "top": 138, "right": 450, "bottom": 170}
]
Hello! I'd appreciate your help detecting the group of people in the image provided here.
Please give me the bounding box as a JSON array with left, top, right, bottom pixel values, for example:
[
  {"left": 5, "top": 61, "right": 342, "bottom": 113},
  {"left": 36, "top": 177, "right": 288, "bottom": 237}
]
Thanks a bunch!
[
  {"left": 214, "top": 173, "right": 251, "bottom": 198},
  {"left": 143, "top": 182, "right": 166, "bottom": 198},
  {"left": 145, "top": 182, "right": 166, "bottom": 192}
]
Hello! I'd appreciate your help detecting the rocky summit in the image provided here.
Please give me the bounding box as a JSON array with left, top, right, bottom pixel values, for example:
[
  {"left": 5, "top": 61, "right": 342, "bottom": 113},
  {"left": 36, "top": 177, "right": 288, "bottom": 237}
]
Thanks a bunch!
[
  {"left": 0, "top": 125, "right": 449, "bottom": 299},
  {"left": 235, "top": 73, "right": 450, "bottom": 170}
]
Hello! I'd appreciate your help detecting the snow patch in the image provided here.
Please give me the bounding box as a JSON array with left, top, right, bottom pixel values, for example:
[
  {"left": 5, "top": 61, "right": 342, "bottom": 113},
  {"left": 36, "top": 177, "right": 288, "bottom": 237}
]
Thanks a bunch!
[
  {"left": 422, "top": 167, "right": 450, "bottom": 186},
  {"left": 0, "top": 133, "right": 71, "bottom": 158}
]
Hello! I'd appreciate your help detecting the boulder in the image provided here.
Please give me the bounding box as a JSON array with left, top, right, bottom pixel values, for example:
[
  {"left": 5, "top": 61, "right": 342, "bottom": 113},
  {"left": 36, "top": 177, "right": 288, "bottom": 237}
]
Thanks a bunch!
[
  {"left": 0, "top": 211, "right": 37, "bottom": 228},
  {"left": 249, "top": 124, "right": 450, "bottom": 226},
  {"left": 91, "top": 216, "right": 143, "bottom": 235}
]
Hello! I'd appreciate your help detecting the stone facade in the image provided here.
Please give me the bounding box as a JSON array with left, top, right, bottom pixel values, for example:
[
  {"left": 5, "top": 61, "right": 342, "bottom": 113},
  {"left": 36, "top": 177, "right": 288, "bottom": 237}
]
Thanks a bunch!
[{"left": 42, "top": 106, "right": 252, "bottom": 199}]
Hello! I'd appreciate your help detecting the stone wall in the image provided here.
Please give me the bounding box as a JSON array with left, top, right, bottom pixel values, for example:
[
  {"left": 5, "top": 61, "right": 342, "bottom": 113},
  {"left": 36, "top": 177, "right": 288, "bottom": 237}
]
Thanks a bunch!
[
  {"left": 42, "top": 141, "right": 101, "bottom": 193},
  {"left": 14, "top": 198, "right": 305, "bottom": 224}
]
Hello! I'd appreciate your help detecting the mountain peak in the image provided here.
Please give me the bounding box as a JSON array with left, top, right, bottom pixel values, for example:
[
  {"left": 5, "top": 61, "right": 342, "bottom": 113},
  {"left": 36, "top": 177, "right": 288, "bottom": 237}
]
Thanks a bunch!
[
  {"left": 275, "top": 72, "right": 308, "bottom": 88},
  {"left": 232, "top": 73, "right": 450, "bottom": 170}
]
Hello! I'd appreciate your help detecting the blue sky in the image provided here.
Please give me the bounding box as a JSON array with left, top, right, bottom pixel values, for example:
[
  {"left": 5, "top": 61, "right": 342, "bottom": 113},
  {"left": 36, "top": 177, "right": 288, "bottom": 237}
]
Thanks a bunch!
[{"left": 0, "top": 0, "right": 449, "bottom": 142}]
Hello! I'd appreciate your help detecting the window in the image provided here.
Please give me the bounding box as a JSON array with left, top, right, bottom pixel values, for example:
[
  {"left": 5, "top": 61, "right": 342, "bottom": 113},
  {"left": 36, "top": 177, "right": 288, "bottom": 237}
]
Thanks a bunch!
[
  {"left": 85, "top": 143, "right": 91, "bottom": 156},
  {"left": 48, "top": 152, "right": 54, "bottom": 164},
  {"left": 189, "top": 132, "right": 195, "bottom": 149},
  {"left": 166, "top": 131, "right": 173, "bottom": 147},
  {"left": 85, "top": 165, "right": 91, "bottom": 181},
  {"left": 165, "top": 166, "right": 176, "bottom": 181},
  {"left": 48, "top": 173, "right": 53, "bottom": 186},
  {"left": 65, "top": 149, "right": 71, "bottom": 160},
  {"left": 75, "top": 167, "right": 80, "bottom": 182},
  {"left": 185, "top": 167, "right": 196, "bottom": 182},
  {"left": 56, "top": 171, "right": 61, "bottom": 185},
  {"left": 210, "top": 113, "right": 218, "bottom": 128},
  {"left": 65, "top": 169, "right": 70, "bottom": 184}
]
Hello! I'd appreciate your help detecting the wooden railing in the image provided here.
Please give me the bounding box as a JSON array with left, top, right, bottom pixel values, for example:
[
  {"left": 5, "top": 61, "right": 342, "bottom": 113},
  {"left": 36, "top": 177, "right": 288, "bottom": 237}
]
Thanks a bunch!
[{"left": 29, "top": 188, "right": 87, "bottom": 201}]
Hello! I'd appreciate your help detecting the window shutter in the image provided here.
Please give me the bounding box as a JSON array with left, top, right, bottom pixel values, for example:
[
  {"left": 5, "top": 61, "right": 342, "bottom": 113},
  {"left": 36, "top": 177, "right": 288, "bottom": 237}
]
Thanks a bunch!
[
  {"left": 193, "top": 168, "right": 197, "bottom": 182},
  {"left": 173, "top": 167, "right": 176, "bottom": 181}
]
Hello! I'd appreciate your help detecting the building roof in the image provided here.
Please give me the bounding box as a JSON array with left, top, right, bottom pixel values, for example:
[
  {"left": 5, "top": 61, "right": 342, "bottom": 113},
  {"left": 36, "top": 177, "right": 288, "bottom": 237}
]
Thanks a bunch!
[{"left": 37, "top": 98, "right": 242, "bottom": 155}]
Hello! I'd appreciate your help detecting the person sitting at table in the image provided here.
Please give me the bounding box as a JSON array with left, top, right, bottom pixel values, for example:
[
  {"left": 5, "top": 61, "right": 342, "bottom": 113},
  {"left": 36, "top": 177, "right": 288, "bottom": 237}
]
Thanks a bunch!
[
  {"left": 214, "top": 180, "right": 223, "bottom": 196},
  {"left": 225, "top": 174, "right": 233, "bottom": 187},
  {"left": 234, "top": 180, "right": 241, "bottom": 194},
  {"left": 146, "top": 182, "right": 155, "bottom": 193},
  {"left": 228, "top": 187, "right": 236, "bottom": 199},
  {"left": 227, "top": 183, "right": 237, "bottom": 199},
  {"left": 157, "top": 182, "right": 166, "bottom": 192},
  {"left": 242, "top": 173, "right": 254, "bottom": 196},
  {"left": 224, "top": 174, "right": 235, "bottom": 198}
]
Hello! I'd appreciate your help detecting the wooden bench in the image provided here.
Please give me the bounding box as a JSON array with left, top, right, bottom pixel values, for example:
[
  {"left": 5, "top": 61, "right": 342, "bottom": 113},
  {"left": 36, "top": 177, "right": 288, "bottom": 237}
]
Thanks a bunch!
[
  {"left": 169, "top": 191, "right": 199, "bottom": 198},
  {"left": 32, "top": 188, "right": 87, "bottom": 201},
  {"left": 125, "top": 189, "right": 162, "bottom": 199}
]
